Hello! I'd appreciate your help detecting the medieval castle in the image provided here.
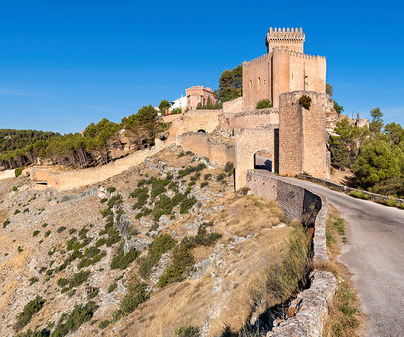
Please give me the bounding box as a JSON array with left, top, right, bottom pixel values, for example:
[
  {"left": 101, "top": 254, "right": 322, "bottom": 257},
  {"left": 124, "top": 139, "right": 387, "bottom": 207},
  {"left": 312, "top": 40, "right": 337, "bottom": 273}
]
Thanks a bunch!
[{"left": 27, "top": 27, "right": 338, "bottom": 192}]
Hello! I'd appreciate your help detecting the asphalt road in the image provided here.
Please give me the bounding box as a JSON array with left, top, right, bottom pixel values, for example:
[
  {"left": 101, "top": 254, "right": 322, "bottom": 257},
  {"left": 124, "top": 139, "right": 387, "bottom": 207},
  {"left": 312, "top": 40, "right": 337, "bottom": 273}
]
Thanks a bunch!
[{"left": 256, "top": 171, "right": 404, "bottom": 337}]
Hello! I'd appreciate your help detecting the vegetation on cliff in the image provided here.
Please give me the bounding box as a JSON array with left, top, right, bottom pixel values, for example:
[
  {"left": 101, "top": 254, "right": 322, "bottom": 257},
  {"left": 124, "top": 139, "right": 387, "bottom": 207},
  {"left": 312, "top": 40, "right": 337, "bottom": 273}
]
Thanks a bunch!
[
  {"left": 216, "top": 65, "right": 242, "bottom": 102},
  {"left": 329, "top": 108, "right": 404, "bottom": 197}
]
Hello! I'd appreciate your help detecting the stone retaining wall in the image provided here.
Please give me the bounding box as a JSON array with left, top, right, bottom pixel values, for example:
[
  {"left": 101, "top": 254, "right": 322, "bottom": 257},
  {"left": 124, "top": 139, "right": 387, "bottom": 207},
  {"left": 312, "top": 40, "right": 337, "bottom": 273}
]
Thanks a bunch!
[
  {"left": 246, "top": 170, "right": 336, "bottom": 336},
  {"left": 176, "top": 132, "right": 235, "bottom": 165}
]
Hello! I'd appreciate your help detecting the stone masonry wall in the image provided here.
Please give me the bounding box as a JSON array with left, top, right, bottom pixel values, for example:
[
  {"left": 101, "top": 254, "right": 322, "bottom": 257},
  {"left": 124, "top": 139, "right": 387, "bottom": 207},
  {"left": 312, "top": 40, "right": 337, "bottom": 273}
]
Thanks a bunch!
[
  {"left": 279, "top": 91, "right": 330, "bottom": 179},
  {"left": 222, "top": 96, "right": 244, "bottom": 113},
  {"left": 234, "top": 127, "right": 276, "bottom": 189},
  {"left": 245, "top": 170, "right": 336, "bottom": 337},
  {"left": 31, "top": 137, "right": 175, "bottom": 191},
  {"left": 176, "top": 132, "right": 235, "bottom": 166},
  {"left": 169, "top": 109, "right": 222, "bottom": 136},
  {"left": 0, "top": 169, "right": 16, "bottom": 181},
  {"left": 221, "top": 108, "right": 279, "bottom": 131}
]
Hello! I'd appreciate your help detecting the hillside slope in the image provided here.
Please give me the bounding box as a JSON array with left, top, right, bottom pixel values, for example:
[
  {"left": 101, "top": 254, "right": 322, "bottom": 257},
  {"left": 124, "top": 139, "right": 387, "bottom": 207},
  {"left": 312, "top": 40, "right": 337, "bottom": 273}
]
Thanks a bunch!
[{"left": 0, "top": 147, "right": 295, "bottom": 337}]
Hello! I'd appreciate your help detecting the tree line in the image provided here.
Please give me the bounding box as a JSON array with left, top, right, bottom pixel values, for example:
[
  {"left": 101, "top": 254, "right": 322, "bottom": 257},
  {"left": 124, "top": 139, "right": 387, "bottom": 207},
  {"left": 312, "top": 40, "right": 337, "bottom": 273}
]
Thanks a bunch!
[
  {"left": 329, "top": 107, "right": 404, "bottom": 198},
  {"left": 0, "top": 105, "right": 164, "bottom": 170}
]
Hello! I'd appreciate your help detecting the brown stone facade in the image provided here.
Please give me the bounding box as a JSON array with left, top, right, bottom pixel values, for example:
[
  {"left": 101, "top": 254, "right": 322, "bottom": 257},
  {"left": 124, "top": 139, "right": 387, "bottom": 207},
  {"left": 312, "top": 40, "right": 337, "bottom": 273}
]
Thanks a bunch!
[
  {"left": 279, "top": 91, "right": 331, "bottom": 179},
  {"left": 242, "top": 28, "right": 326, "bottom": 109}
]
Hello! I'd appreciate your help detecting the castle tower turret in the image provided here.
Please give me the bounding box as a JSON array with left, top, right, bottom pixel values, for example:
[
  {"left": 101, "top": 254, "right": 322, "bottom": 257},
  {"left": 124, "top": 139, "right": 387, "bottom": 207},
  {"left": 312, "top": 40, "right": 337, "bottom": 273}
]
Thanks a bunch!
[{"left": 266, "top": 27, "right": 305, "bottom": 53}]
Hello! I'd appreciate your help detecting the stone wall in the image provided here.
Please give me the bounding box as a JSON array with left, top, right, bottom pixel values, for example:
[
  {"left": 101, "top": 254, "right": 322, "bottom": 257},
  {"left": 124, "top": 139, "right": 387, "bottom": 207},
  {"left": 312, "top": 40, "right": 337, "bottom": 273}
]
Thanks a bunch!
[
  {"left": 176, "top": 132, "right": 235, "bottom": 166},
  {"left": 31, "top": 137, "right": 175, "bottom": 191},
  {"left": 235, "top": 127, "right": 276, "bottom": 189},
  {"left": 222, "top": 96, "right": 244, "bottom": 113},
  {"left": 0, "top": 169, "right": 16, "bottom": 181},
  {"left": 279, "top": 91, "right": 330, "bottom": 180},
  {"left": 169, "top": 109, "right": 222, "bottom": 136},
  {"left": 221, "top": 108, "right": 279, "bottom": 132},
  {"left": 242, "top": 48, "right": 326, "bottom": 109},
  {"left": 245, "top": 170, "right": 336, "bottom": 337}
]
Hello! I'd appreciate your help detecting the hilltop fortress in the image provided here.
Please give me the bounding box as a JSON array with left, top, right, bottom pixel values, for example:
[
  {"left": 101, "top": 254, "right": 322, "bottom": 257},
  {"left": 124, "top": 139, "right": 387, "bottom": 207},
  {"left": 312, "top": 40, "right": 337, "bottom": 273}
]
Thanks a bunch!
[{"left": 28, "top": 27, "right": 338, "bottom": 191}]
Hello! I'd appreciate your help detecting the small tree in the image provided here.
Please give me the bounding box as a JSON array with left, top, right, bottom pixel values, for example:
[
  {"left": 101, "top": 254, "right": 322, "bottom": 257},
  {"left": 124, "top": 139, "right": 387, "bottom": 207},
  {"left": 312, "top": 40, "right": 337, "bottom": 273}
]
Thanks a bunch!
[
  {"left": 369, "top": 107, "right": 384, "bottom": 135},
  {"left": 299, "top": 95, "right": 312, "bottom": 109},
  {"left": 256, "top": 99, "right": 273, "bottom": 109},
  {"left": 326, "top": 83, "right": 334, "bottom": 97},
  {"left": 158, "top": 100, "right": 170, "bottom": 113}
]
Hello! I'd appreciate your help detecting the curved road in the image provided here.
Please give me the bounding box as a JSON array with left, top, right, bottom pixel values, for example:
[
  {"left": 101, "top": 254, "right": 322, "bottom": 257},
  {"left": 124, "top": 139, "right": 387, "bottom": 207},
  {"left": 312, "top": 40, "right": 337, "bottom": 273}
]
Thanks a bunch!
[{"left": 257, "top": 171, "right": 404, "bottom": 337}]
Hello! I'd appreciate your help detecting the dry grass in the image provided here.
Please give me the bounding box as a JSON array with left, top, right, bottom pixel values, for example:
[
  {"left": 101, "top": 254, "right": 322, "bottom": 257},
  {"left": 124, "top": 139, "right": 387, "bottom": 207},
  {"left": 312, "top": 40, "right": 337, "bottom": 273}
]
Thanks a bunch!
[
  {"left": 109, "top": 193, "right": 293, "bottom": 337},
  {"left": 319, "top": 206, "right": 366, "bottom": 337}
]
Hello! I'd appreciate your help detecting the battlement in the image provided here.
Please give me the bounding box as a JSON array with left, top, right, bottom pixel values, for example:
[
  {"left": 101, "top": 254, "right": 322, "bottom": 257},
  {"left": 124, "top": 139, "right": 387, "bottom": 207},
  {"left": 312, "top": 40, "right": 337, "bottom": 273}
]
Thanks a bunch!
[
  {"left": 243, "top": 53, "right": 270, "bottom": 67},
  {"left": 288, "top": 50, "right": 326, "bottom": 60},
  {"left": 266, "top": 27, "right": 305, "bottom": 53}
]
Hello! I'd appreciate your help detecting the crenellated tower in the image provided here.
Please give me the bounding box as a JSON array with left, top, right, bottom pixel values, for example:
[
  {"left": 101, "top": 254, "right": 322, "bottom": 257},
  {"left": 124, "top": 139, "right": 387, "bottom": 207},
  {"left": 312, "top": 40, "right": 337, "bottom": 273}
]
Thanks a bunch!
[
  {"left": 266, "top": 27, "right": 305, "bottom": 53},
  {"left": 242, "top": 27, "right": 326, "bottom": 109}
]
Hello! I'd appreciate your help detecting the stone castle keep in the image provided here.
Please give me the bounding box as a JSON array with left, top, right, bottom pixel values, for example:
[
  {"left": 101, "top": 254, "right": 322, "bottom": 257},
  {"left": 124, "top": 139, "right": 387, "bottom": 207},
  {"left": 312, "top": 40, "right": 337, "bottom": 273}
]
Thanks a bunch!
[
  {"left": 243, "top": 27, "right": 326, "bottom": 109},
  {"left": 28, "top": 27, "right": 337, "bottom": 192}
]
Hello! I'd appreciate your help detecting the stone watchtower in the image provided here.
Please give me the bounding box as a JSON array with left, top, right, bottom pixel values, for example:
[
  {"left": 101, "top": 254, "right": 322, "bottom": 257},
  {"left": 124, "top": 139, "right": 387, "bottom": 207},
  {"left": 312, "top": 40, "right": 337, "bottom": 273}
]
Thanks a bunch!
[
  {"left": 242, "top": 27, "right": 326, "bottom": 109},
  {"left": 266, "top": 27, "right": 305, "bottom": 53}
]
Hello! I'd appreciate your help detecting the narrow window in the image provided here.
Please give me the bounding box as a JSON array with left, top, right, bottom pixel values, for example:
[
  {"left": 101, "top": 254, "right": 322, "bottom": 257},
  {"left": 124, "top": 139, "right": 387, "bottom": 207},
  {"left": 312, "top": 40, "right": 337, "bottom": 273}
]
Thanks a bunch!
[
  {"left": 249, "top": 80, "right": 252, "bottom": 88},
  {"left": 258, "top": 77, "right": 261, "bottom": 86}
]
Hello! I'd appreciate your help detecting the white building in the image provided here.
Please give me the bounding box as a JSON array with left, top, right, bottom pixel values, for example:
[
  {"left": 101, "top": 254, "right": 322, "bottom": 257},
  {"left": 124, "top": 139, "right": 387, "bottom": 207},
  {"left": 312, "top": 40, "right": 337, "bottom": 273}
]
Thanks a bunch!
[{"left": 169, "top": 95, "right": 187, "bottom": 111}]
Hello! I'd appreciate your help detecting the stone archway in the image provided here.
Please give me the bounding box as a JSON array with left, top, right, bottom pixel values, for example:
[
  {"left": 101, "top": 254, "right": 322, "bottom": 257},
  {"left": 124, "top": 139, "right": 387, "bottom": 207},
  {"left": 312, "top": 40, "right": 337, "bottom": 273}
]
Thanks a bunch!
[
  {"left": 234, "top": 127, "right": 276, "bottom": 189},
  {"left": 254, "top": 150, "right": 273, "bottom": 172}
]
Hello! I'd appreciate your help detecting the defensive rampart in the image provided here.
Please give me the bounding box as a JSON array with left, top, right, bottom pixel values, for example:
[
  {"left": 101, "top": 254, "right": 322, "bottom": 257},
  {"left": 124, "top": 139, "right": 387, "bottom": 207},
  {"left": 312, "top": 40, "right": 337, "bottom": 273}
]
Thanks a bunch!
[
  {"left": 0, "top": 169, "right": 16, "bottom": 181},
  {"left": 246, "top": 170, "right": 336, "bottom": 336},
  {"left": 222, "top": 96, "right": 244, "bottom": 113},
  {"left": 176, "top": 132, "right": 235, "bottom": 166},
  {"left": 221, "top": 108, "right": 279, "bottom": 131},
  {"left": 169, "top": 109, "right": 222, "bottom": 136},
  {"left": 31, "top": 137, "right": 175, "bottom": 191}
]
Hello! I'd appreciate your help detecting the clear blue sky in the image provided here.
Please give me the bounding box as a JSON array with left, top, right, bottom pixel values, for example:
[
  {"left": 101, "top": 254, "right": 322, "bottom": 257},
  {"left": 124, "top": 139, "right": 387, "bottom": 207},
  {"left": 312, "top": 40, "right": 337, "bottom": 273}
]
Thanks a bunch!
[{"left": 1, "top": 0, "right": 403, "bottom": 134}]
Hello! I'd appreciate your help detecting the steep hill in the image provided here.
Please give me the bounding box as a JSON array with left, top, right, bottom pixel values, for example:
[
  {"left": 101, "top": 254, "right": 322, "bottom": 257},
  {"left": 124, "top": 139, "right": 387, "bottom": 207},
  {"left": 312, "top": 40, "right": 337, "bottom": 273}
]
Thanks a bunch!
[{"left": 0, "top": 147, "right": 296, "bottom": 337}]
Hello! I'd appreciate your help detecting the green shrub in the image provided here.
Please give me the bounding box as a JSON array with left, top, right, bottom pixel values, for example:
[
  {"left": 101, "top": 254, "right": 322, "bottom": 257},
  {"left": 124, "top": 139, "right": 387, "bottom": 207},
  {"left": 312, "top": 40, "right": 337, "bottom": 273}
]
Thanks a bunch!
[
  {"left": 32, "top": 230, "right": 40, "bottom": 237},
  {"left": 13, "top": 186, "right": 18, "bottom": 192},
  {"left": 131, "top": 187, "right": 149, "bottom": 209},
  {"left": 256, "top": 99, "right": 273, "bottom": 109},
  {"left": 69, "top": 270, "right": 90, "bottom": 288},
  {"left": 120, "top": 282, "right": 149, "bottom": 315},
  {"left": 224, "top": 162, "right": 234, "bottom": 176},
  {"left": 175, "top": 326, "right": 200, "bottom": 337},
  {"left": 99, "top": 320, "right": 110, "bottom": 329},
  {"left": 204, "top": 174, "right": 212, "bottom": 181},
  {"left": 299, "top": 94, "right": 312, "bottom": 109},
  {"left": 15, "top": 295, "right": 46, "bottom": 330},
  {"left": 18, "top": 246, "right": 23, "bottom": 252},
  {"left": 42, "top": 223, "right": 48, "bottom": 228},
  {"left": 15, "top": 167, "right": 23, "bottom": 177},
  {"left": 138, "top": 234, "right": 176, "bottom": 279},
  {"left": 386, "top": 198, "right": 398, "bottom": 207},
  {"left": 45, "top": 230, "right": 51, "bottom": 237},
  {"left": 100, "top": 198, "right": 108, "bottom": 203},
  {"left": 200, "top": 181, "right": 209, "bottom": 188},
  {"left": 349, "top": 190, "right": 370, "bottom": 200},
  {"left": 157, "top": 243, "right": 194, "bottom": 287},
  {"left": 217, "top": 173, "right": 225, "bottom": 181},
  {"left": 68, "top": 228, "right": 77, "bottom": 235},
  {"left": 107, "top": 187, "right": 116, "bottom": 193},
  {"left": 108, "top": 283, "right": 118, "bottom": 293},
  {"left": 28, "top": 277, "right": 38, "bottom": 286},
  {"left": 178, "top": 164, "right": 206, "bottom": 178},
  {"left": 151, "top": 178, "right": 170, "bottom": 198},
  {"left": 57, "top": 226, "right": 66, "bottom": 233},
  {"left": 51, "top": 301, "right": 97, "bottom": 337},
  {"left": 110, "top": 244, "right": 139, "bottom": 270},
  {"left": 3, "top": 219, "right": 10, "bottom": 228},
  {"left": 180, "top": 197, "right": 197, "bottom": 214},
  {"left": 14, "top": 209, "right": 20, "bottom": 215},
  {"left": 57, "top": 278, "right": 69, "bottom": 287}
]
